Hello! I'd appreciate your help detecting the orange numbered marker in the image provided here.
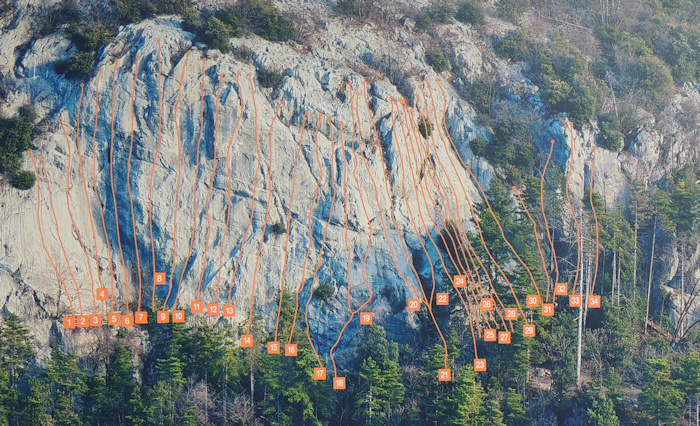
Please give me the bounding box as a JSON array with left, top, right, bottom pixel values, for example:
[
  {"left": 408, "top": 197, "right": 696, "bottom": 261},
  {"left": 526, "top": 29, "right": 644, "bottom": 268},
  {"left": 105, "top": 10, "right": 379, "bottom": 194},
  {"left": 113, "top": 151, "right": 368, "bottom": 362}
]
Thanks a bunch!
[
  {"left": 63, "top": 316, "right": 76, "bottom": 329},
  {"left": 77, "top": 315, "right": 90, "bottom": 328},
  {"left": 154, "top": 272, "right": 166, "bottom": 285},
  {"left": 360, "top": 312, "right": 372, "bottom": 325},
  {"left": 526, "top": 294, "right": 540, "bottom": 308},
  {"left": 96, "top": 288, "right": 108, "bottom": 301},
  {"left": 241, "top": 334, "right": 253, "bottom": 347},
  {"left": 542, "top": 303, "right": 554, "bottom": 317},
  {"left": 173, "top": 310, "right": 185, "bottom": 323},
  {"left": 121, "top": 314, "right": 134, "bottom": 328},
  {"left": 453, "top": 275, "right": 466, "bottom": 288},
  {"left": 523, "top": 324, "right": 536, "bottom": 337},
  {"left": 157, "top": 311, "right": 169, "bottom": 323},
  {"left": 474, "top": 359, "right": 487, "bottom": 372},
  {"left": 407, "top": 299, "right": 420, "bottom": 311},
  {"left": 207, "top": 303, "right": 220, "bottom": 316},
  {"left": 108, "top": 313, "right": 121, "bottom": 326},
  {"left": 285, "top": 344, "right": 298, "bottom": 357},
  {"left": 223, "top": 304, "right": 236, "bottom": 317},
  {"left": 505, "top": 308, "right": 518, "bottom": 321},
  {"left": 333, "top": 377, "right": 346, "bottom": 389},
  {"left": 480, "top": 298, "right": 494, "bottom": 311},
  {"left": 569, "top": 294, "right": 582, "bottom": 307},
  {"left": 436, "top": 293, "right": 448, "bottom": 306},
  {"left": 191, "top": 300, "right": 203, "bottom": 313},
  {"left": 89, "top": 314, "right": 102, "bottom": 327},
  {"left": 555, "top": 282, "right": 568, "bottom": 296},
  {"left": 135, "top": 311, "right": 148, "bottom": 324},
  {"left": 588, "top": 295, "right": 601, "bottom": 308},
  {"left": 438, "top": 368, "right": 452, "bottom": 381},
  {"left": 498, "top": 331, "right": 511, "bottom": 344},
  {"left": 314, "top": 368, "right": 327, "bottom": 380},
  {"left": 267, "top": 341, "right": 280, "bottom": 354},
  {"left": 484, "top": 329, "right": 497, "bottom": 342}
]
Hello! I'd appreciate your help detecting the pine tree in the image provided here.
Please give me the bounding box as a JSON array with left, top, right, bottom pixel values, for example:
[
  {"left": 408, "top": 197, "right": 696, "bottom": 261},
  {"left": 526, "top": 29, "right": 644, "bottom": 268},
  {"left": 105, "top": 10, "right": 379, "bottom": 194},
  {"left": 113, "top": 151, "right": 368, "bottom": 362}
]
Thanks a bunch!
[
  {"left": 587, "top": 393, "right": 620, "bottom": 425},
  {"left": 433, "top": 367, "right": 488, "bottom": 425},
  {"left": 43, "top": 348, "right": 86, "bottom": 426},
  {"left": 502, "top": 387, "right": 529, "bottom": 425},
  {"left": 0, "top": 367, "right": 10, "bottom": 425},
  {"left": 640, "top": 358, "right": 683, "bottom": 425},
  {"left": 103, "top": 345, "right": 139, "bottom": 423},
  {"left": 355, "top": 356, "right": 405, "bottom": 425},
  {"left": 0, "top": 314, "right": 34, "bottom": 389},
  {"left": 21, "top": 377, "right": 53, "bottom": 425}
]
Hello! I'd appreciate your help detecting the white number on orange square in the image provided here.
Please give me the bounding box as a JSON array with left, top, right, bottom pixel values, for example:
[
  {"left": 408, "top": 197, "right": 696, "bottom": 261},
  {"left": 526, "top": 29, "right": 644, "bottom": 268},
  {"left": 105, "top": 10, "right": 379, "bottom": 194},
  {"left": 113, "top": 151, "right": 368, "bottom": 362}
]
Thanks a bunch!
[
  {"left": 474, "top": 359, "right": 487, "bottom": 372},
  {"left": 498, "top": 331, "right": 511, "bottom": 344},
  {"left": 453, "top": 275, "right": 466, "bottom": 288},
  {"left": 267, "top": 341, "right": 280, "bottom": 354},
  {"left": 480, "top": 298, "right": 494, "bottom": 311},
  {"left": 436, "top": 293, "right": 448, "bottom": 305},
  {"left": 505, "top": 308, "right": 518, "bottom": 321},
  {"left": 555, "top": 282, "right": 568, "bottom": 296},
  {"left": 542, "top": 303, "right": 554, "bottom": 317},
  {"left": 285, "top": 344, "right": 298, "bottom": 357},
  {"left": 360, "top": 312, "right": 372, "bottom": 324},
  {"left": 407, "top": 299, "right": 420, "bottom": 311},
  {"left": 438, "top": 368, "right": 451, "bottom": 381},
  {"left": 523, "top": 324, "right": 536, "bottom": 337},
  {"left": 484, "top": 329, "right": 497, "bottom": 342},
  {"left": 526, "top": 294, "right": 540, "bottom": 308}
]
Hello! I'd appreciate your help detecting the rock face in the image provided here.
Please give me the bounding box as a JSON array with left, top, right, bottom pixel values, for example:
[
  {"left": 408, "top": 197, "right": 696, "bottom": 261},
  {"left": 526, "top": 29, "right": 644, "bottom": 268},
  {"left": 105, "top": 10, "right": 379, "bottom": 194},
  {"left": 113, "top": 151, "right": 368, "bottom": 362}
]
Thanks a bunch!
[{"left": 0, "top": 2, "right": 695, "bottom": 360}]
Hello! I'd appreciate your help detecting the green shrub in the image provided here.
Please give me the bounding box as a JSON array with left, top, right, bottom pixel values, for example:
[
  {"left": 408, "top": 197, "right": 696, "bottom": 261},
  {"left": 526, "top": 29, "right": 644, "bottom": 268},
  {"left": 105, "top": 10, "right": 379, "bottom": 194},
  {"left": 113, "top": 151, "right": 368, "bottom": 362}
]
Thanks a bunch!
[
  {"left": 498, "top": 0, "right": 530, "bottom": 22},
  {"left": 271, "top": 222, "right": 286, "bottom": 234},
  {"left": 479, "top": 117, "right": 534, "bottom": 182},
  {"left": 238, "top": 0, "right": 294, "bottom": 41},
  {"left": 455, "top": 0, "right": 484, "bottom": 28},
  {"left": 203, "top": 17, "right": 233, "bottom": 53},
  {"left": 427, "top": 49, "right": 451, "bottom": 73},
  {"left": 469, "top": 137, "right": 488, "bottom": 157},
  {"left": 496, "top": 29, "right": 531, "bottom": 62},
  {"left": 112, "top": 0, "right": 194, "bottom": 25},
  {"left": 0, "top": 109, "right": 34, "bottom": 178},
  {"left": 631, "top": 55, "right": 673, "bottom": 110},
  {"left": 314, "top": 282, "right": 334, "bottom": 301},
  {"left": 428, "top": 1, "right": 455, "bottom": 23},
  {"left": 257, "top": 67, "right": 284, "bottom": 90},
  {"left": 468, "top": 71, "right": 501, "bottom": 119},
  {"left": 336, "top": 0, "right": 376, "bottom": 20},
  {"left": 418, "top": 119, "right": 433, "bottom": 139},
  {"left": 70, "top": 26, "right": 113, "bottom": 52},
  {"left": 57, "top": 52, "right": 95, "bottom": 79},
  {"left": 597, "top": 115, "right": 624, "bottom": 151},
  {"left": 536, "top": 32, "right": 599, "bottom": 126},
  {"left": 213, "top": 6, "right": 246, "bottom": 37},
  {"left": 11, "top": 171, "right": 35, "bottom": 190}
]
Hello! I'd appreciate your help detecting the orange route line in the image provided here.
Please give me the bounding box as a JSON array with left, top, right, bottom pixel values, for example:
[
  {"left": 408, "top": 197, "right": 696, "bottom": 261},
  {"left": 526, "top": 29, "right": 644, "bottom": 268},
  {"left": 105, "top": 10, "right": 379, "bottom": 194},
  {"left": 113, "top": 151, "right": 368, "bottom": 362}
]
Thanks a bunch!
[
  {"left": 329, "top": 113, "right": 375, "bottom": 376},
  {"left": 39, "top": 156, "right": 84, "bottom": 315},
  {"left": 171, "top": 57, "right": 206, "bottom": 310},
  {"left": 194, "top": 75, "right": 224, "bottom": 301},
  {"left": 165, "top": 50, "right": 192, "bottom": 308},
  {"left": 125, "top": 56, "right": 143, "bottom": 311},
  {"left": 542, "top": 139, "right": 558, "bottom": 302},
  {"left": 566, "top": 122, "right": 582, "bottom": 294},
  {"left": 360, "top": 83, "right": 450, "bottom": 369},
  {"left": 151, "top": 41, "right": 163, "bottom": 308},
  {"left": 407, "top": 103, "right": 493, "bottom": 334},
  {"left": 590, "top": 146, "right": 600, "bottom": 296},
  {"left": 59, "top": 87, "right": 98, "bottom": 314},
  {"left": 91, "top": 68, "right": 116, "bottom": 314},
  {"left": 246, "top": 99, "right": 284, "bottom": 335},
  {"left": 514, "top": 185, "right": 549, "bottom": 303},
  {"left": 108, "top": 62, "right": 132, "bottom": 315},
  {"left": 213, "top": 71, "right": 244, "bottom": 304},
  {"left": 420, "top": 85, "right": 491, "bottom": 296},
  {"left": 432, "top": 80, "right": 530, "bottom": 325},
  {"left": 393, "top": 100, "right": 482, "bottom": 350},
  {"left": 308, "top": 118, "right": 341, "bottom": 371},
  {"left": 414, "top": 90, "right": 504, "bottom": 330},
  {"left": 29, "top": 150, "right": 76, "bottom": 317},
  {"left": 227, "top": 73, "right": 261, "bottom": 306},
  {"left": 288, "top": 113, "right": 324, "bottom": 347},
  {"left": 272, "top": 111, "right": 309, "bottom": 341},
  {"left": 76, "top": 80, "right": 105, "bottom": 315}
]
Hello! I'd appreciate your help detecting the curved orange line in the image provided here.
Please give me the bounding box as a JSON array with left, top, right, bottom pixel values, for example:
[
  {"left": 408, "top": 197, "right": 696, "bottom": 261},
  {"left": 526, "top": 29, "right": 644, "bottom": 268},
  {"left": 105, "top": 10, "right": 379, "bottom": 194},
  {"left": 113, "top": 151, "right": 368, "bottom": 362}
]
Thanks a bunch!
[
  {"left": 246, "top": 100, "right": 284, "bottom": 335},
  {"left": 214, "top": 71, "right": 244, "bottom": 304},
  {"left": 29, "top": 150, "right": 76, "bottom": 316},
  {"left": 164, "top": 50, "right": 192, "bottom": 309},
  {"left": 566, "top": 122, "right": 582, "bottom": 294},
  {"left": 273, "top": 111, "right": 309, "bottom": 341},
  {"left": 194, "top": 75, "right": 224, "bottom": 300},
  {"left": 39, "top": 156, "right": 84, "bottom": 314},
  {"left": 125, "top": 56, "right": 143, "bottom": 311},
  {"left": 542, "top": 139, "right": 558, "bottom": 301},
  {"left": 590, "top": 147, "right": 600, "bottom": 295},
  {"left": 514, "top": 185, "right": 550, "bottom": 304}
]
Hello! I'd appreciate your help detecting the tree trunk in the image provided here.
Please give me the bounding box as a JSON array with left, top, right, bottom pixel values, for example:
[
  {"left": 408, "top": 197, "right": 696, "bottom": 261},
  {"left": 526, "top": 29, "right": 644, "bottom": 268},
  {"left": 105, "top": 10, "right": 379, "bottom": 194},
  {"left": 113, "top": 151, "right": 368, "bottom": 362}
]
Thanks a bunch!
[
  {"left": 645, "top": 218, "right": 657, "bottom": 336},
  {"left": 634, "top": 203, "right": 638, "bottom": 299},
  {"left": 681, "top": 244, "right": 685, "bottom": 337},
  {"left": 613, "top": 249, "right": 617, "bottom": 306},
  {"left": 576, "top": 256, "right": 584, "bottom": 388}
]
